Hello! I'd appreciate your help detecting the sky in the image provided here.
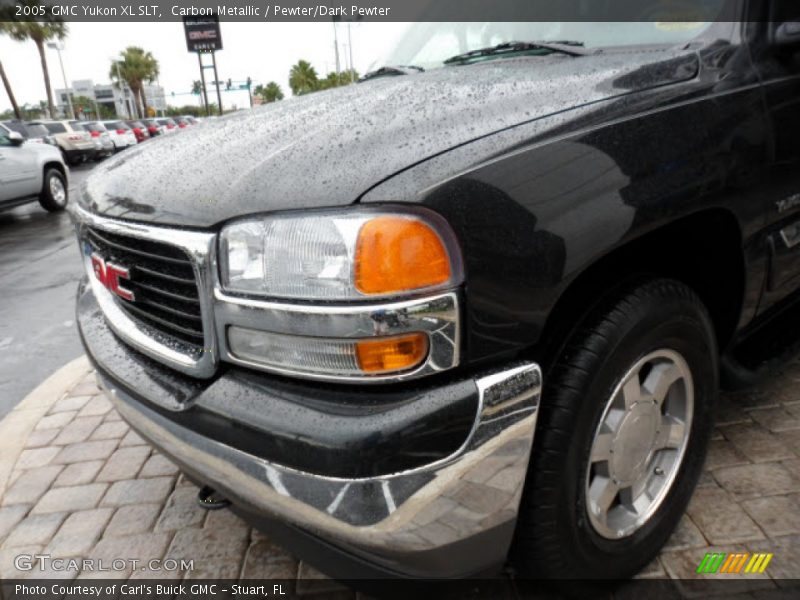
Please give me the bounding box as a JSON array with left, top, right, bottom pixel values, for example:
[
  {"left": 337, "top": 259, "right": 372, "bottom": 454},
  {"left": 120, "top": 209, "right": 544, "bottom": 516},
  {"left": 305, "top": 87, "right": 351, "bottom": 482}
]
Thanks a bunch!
[{"left": 0, "top": 21, "right": 410, "bottom": 113}]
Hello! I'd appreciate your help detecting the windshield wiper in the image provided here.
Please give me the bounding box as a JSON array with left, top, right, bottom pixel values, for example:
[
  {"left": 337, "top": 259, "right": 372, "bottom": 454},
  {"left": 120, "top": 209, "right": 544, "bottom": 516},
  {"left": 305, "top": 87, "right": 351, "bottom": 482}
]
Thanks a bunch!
[
  {"left": 443, "top": 41, "right": 595, "bottom": 65},
  {"left": 359, "top": 65, "right": 425, "bottom": 82}
]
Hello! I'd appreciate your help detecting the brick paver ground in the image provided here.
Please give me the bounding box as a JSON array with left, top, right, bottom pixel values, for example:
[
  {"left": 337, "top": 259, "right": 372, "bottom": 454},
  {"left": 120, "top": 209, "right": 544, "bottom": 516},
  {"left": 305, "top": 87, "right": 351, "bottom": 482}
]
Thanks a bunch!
[{"left": 2, "top": 355, "right": 800, "bottom": 595}]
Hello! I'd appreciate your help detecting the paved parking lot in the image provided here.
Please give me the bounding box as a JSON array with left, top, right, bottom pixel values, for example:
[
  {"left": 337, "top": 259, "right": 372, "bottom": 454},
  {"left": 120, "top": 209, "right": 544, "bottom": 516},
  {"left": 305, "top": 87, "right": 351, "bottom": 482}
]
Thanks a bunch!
[
  {"left": 0, "top": 163, "right": 94, "bottom": 420},
  {"left": 1, "top": 353, "right": 800, "bottom": 595}
]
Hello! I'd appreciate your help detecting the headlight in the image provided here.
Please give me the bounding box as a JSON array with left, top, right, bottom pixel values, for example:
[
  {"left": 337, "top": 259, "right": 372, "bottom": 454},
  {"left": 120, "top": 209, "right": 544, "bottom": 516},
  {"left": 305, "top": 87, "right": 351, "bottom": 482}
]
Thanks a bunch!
[
  {"left": 216, "top": 208, "right": 462, "bottom": 381},
  {"left": 220, "top": 209, "right": 462, "bottom": 300}
]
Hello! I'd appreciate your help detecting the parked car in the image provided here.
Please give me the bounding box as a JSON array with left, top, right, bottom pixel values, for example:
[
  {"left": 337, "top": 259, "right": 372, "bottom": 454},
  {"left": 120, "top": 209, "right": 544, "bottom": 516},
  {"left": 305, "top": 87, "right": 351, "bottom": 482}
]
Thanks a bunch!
[
  {"left": 13, "top": 121, "right": 56, "bottom": 147},
  {"left": 74, "top": 13, "right": 800, "bottom": 583},
  {"left": 94, "top": 121, "right": 137, "bottom": 151},
  {"left": 0, "top": 120, "right": 49, "bottom": 145},
  {"left": 75, "top": 121, "right": 114, "bottom": 160},
  {"left": 125, "top": 120, "right": 151, "bottom": 143},
  {"left": 173, "top": 117, "right": 190, "bottom": 129},
  {"left": 181, "top": 115, "right": 199, "bottom": 125},
  {"left": 156, "top": 117, "right": 178, "bottom": 133},
  {"left": 141, "top": 118, "right": 165, "bottom": 137},
  {"left": 28, "top": 120, "right": 94, "bottom": 166},
  {"left": 0, "top": 129, "right": 68, "bottom": 212}
]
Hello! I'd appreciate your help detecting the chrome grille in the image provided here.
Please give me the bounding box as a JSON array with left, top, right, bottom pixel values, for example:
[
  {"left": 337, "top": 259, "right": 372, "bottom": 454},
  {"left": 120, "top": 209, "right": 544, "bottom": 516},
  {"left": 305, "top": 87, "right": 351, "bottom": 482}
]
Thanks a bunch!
[{"left": 85, "top": 227, "right": 204, "bottom": 346}]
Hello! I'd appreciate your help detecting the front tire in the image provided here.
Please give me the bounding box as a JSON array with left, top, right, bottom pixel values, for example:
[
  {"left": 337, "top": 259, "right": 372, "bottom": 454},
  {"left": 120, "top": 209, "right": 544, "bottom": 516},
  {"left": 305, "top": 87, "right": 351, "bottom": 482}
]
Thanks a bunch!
[
  {"left": 39, "top": 168, "right": 68, "bottom": 212},
  {"left": 511, "top": 278, "right": 717, "bottom": 579}
]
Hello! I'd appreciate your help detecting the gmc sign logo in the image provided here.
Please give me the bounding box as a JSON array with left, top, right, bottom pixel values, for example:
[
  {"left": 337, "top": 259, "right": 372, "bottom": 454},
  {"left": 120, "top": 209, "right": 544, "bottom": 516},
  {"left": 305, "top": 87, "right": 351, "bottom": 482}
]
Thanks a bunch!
[{"left": 91, "top": 254, "right": 135, "bottom": 301}]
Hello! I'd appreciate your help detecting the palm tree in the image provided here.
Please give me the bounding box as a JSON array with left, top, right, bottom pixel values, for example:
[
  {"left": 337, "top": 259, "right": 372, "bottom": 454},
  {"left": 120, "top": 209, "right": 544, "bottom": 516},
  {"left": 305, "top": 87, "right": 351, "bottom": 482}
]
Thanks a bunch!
[
  {"left": 341, "top": 69, "right": 359, "bottom": 84},
  {"left": 289, "top": 60, "right": 318, "bottom": 96},
  {"left": 110, "top": 47, "right": 159, "bottom": 118},
  {"left": 0, "top": 58, "right": 21, "bottom": 119},
  {"left": 318, "top": 72, "right": 341, "bottom": 91},
  {"left": 254, "top": 81, "right": 284, "bottom": 103},
  {"left": 1, "top": 2, "right": 67, "bottom": 119}
]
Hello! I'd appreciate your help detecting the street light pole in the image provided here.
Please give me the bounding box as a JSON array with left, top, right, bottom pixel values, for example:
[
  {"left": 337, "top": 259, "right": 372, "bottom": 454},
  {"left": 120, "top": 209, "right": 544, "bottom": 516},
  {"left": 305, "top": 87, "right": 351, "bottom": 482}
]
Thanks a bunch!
[{"left": 48, "top": 42, "right": 74, "bottom": 119}]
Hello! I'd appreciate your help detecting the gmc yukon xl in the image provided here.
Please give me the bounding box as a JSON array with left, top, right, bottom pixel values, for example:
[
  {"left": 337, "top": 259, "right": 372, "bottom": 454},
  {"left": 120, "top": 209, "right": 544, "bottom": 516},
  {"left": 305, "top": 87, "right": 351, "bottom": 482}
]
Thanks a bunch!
[{"left": 74, "top": 10, "right": 800, "bottom": 580}]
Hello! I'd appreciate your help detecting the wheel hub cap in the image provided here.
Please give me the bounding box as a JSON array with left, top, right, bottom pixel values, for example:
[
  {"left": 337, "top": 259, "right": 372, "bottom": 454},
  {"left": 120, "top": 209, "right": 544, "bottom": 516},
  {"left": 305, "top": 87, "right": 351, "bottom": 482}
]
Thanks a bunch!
[
  {"left": 610, "top": 402, "right": 660, "bottom": 485},
  {"left": 585, "top": 349, "right": 693, "bottom": 539},
  {"left": 51, "top": 178, "right": 66, "bottom": 204}
]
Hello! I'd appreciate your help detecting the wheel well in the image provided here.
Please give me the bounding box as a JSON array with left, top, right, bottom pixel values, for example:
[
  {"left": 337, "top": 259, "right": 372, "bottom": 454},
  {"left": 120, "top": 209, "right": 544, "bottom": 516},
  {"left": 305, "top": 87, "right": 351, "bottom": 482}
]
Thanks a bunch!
[
  {"left": 43, "top": 161, "right": 66, "bottom": 182},
  {"left": 534, "top": 209, "right": 745, "bottom": 371}
]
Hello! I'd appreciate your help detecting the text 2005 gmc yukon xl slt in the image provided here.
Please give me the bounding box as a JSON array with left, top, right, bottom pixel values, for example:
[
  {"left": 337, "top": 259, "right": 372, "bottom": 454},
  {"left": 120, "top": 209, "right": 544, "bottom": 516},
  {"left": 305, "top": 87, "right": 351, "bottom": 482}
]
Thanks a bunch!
[{"left": 74, "top": 12, "right": 800, "bottom": 580}]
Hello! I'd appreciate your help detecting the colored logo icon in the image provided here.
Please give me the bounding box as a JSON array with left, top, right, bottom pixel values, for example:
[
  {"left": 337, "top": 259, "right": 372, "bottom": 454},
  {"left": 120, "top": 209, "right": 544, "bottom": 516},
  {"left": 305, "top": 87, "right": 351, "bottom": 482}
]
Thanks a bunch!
[{"left": 696, "top": 552, "right": 773, "bottom": 574}]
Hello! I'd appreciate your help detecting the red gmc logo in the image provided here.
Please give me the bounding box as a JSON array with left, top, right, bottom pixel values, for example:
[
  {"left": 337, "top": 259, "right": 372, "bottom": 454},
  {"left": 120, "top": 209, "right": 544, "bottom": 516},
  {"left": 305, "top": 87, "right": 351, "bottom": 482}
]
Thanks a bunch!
[{"left": 91, "top": 254, "right": 135, "bottom": 301}]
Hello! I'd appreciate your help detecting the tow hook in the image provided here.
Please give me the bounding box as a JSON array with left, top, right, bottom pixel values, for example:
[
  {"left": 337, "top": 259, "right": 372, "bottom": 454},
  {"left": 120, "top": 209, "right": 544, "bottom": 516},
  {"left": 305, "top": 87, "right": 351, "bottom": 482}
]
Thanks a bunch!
[{"left": 197, "top": 485, "right": 232, "bottom": 510}]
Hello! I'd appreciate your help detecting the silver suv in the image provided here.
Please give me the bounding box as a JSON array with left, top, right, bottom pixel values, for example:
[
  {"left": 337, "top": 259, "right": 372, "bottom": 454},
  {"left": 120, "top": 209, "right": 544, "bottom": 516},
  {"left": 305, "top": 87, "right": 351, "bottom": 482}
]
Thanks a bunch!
[{"left": 0, "top": 130, "right": 69, "bottom": 212}]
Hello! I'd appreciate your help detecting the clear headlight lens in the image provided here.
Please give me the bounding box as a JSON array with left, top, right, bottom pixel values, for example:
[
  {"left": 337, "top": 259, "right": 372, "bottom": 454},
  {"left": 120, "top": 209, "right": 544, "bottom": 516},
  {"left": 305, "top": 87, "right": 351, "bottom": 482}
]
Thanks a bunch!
[{"left": 220, "top": 210, "right": 460, "bottom": 300}]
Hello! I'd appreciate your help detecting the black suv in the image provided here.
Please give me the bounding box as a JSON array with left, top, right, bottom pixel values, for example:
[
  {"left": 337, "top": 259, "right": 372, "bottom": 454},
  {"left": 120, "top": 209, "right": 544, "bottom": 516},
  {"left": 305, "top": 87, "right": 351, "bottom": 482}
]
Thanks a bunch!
[{"left": 75, "top": 11, "right": 800, "bottom": 580}]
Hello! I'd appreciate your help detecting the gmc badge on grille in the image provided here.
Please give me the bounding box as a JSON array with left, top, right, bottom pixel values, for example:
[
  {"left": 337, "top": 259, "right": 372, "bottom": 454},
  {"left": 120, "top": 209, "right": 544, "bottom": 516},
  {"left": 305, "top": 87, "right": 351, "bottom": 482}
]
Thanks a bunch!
[{"left": 91, "top": 253, "right": 135, "bottom": 302}]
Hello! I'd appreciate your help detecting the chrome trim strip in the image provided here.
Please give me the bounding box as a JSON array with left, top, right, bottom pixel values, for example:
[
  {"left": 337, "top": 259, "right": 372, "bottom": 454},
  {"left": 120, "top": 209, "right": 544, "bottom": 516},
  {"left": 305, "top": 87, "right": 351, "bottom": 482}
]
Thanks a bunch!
[
  {"left": 214, "top": 289, "right": 460, "bottom": 383},
  {"left": 73, "top": 205, "right": 218, "bottom": 378},
  {"left": 101, "top": 362, "right": 541, "bottom": 575}
]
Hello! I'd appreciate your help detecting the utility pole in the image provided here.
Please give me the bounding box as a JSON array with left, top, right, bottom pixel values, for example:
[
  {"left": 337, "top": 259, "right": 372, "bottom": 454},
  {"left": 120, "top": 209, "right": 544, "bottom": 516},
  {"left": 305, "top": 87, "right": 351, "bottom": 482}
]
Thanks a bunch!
[
  {"left": 348, "top": 22, "right": 354, "bottom": 82},
  {"left": 48, "top": 42, "right": 74, "bottom": 119},
  {"left": 332, "top": 19, "right": 340, "bottom": 74}
]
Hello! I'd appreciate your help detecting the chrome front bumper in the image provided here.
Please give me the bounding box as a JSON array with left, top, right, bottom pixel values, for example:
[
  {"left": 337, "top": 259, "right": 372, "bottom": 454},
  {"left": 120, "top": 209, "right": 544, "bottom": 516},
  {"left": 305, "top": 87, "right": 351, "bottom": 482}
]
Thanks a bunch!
[{"left": 99, "top": 362, "right": 542, "bottom": 578}]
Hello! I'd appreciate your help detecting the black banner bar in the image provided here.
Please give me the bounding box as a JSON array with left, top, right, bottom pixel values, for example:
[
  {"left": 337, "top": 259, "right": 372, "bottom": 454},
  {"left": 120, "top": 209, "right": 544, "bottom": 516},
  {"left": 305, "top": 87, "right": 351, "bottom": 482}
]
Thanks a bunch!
[{"left": 0, "top": 0, "right": 751, "bottom": 23}]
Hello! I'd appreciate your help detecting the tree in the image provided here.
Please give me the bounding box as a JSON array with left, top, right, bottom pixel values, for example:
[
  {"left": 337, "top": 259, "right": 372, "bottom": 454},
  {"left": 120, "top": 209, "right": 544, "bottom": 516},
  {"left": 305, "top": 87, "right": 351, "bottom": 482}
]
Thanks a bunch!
[
  {"left": 1, "top": 1, "right": 67, "bottom": 119},
  {"left": 254, "top": 81, "right": 284, "bottom": 103},
  {"left": 317, "top": 70, "right": 359, "bottom": 90},
  {"left": 317, "top": 72, "right": 340, "bottom": 91},
  {"left": 71, "top": 95, "right": 99, "bottom": 119},
  {"left": 165, "top": 104, "right": 203, "bottom": 118},
  {"left": 110, "top": 46, "right": 159, "bottom": 118},
  {"left": 0, "top": 58, "right": 21, "bottom": 119},
  {"left": 289, "top": 60, "right": 318, "bottom": 96}
]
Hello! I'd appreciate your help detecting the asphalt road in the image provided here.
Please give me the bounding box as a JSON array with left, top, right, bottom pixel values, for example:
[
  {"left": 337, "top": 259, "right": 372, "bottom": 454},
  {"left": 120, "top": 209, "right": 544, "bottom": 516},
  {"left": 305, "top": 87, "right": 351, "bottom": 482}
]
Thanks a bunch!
[{"left": 0, "top": 162, "right": 95, "bottom": 419}]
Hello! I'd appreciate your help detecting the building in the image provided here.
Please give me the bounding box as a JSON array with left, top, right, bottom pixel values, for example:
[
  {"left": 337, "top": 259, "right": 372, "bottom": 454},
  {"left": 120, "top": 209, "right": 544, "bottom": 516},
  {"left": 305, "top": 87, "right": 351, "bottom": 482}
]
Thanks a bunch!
[{"left": 55, "top": 79, "right": 166, "bottom": 119}]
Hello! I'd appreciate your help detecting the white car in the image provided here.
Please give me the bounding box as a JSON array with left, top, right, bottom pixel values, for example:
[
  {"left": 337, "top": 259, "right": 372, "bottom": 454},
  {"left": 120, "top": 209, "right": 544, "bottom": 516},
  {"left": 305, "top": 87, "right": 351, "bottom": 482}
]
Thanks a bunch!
[
  {"left": 95, "top": 120, "right": 137, "bottom": 150},
  {"left": 0, "top": 130, "right": 69, "bottom": 212}
]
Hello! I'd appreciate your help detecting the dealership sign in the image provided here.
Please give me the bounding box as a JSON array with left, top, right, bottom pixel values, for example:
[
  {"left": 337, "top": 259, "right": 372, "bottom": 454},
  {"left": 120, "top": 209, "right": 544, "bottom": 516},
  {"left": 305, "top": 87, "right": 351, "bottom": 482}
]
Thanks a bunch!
[{"left": 183, "top": 16, "right": 223, "bottom": 52}]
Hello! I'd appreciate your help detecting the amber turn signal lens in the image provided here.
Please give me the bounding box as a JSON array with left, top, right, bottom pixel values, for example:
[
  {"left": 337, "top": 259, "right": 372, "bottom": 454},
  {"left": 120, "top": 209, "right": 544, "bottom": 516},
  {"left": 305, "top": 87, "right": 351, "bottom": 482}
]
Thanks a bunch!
[
  {"left": 356, "top": 333, "right": 429, "bottom": 373},
  {"left": 355, "top": 216, "right": 451, "bottom": 295}
]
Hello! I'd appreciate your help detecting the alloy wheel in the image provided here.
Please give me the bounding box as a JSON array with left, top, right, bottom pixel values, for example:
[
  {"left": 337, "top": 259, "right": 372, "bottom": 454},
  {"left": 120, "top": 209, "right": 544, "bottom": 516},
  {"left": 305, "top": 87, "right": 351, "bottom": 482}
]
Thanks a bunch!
[
  {"left": 50, "top": 176, "right": 67, "bottom": 206},
  {"left": 585, "top": 349, "right": 693, "bottom": 539}
]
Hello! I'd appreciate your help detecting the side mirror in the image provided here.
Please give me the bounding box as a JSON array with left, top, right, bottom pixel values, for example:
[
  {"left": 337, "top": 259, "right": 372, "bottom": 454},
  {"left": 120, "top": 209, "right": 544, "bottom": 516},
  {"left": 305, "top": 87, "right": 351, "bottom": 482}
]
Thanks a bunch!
[
  {"left": 774, "top": 20, "right": 800, "bottom": 48},
  {"left": 8, "top": 131, "right": 24, "bottom": 146}
]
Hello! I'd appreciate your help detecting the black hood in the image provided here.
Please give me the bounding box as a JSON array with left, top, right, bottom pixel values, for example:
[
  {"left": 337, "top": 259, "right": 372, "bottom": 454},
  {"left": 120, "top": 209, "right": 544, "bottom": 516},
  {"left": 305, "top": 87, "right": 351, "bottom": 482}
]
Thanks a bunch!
[{"left": 80, "top": 48, "right": 699, "bottom": 228}]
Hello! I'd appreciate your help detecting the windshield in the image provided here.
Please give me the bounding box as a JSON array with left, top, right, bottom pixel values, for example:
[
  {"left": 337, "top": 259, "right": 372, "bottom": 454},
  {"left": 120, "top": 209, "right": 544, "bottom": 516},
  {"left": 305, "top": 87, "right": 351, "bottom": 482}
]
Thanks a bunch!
[
  {"left": 83, "top": 122, "right": 105, "bottom": 132},
  {"left": 374, "top": 21, "right": 722, "bottom": 71},
  {"left": 44, "top": 123, "right": 67, "bottom": 134}
]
